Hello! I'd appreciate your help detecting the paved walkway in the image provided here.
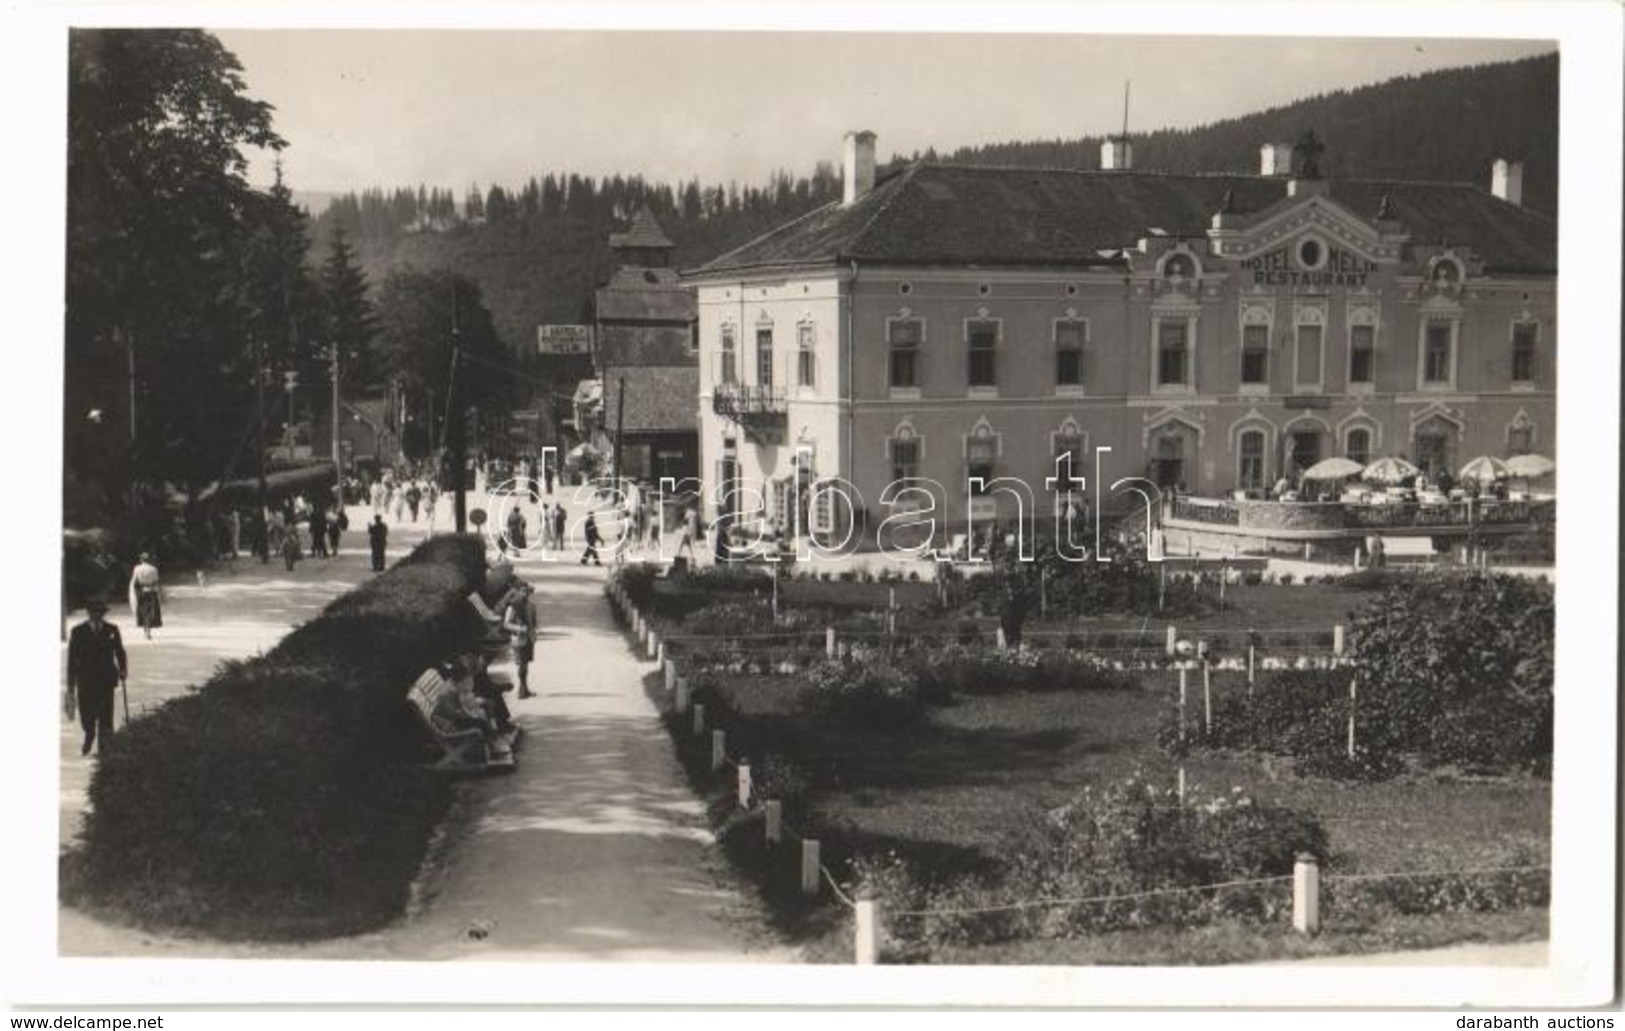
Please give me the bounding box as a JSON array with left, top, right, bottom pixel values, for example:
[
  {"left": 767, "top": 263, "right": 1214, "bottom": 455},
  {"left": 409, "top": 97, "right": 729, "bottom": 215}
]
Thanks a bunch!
[{"left": 58, "top": 491, "right": 792, "bottom": 962}]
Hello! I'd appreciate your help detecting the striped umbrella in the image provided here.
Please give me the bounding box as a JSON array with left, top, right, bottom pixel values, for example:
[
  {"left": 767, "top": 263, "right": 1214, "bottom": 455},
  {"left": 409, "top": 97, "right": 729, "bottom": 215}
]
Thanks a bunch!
[
  {"left": 1505, "top": 453, "right": 1555, "bottom": 479},
  {"left": 1302, "top": 457, "right": 1366, "bottom": 481},
  {"left": 1361, "top": 456, "right": 1420, "bottom": 486},
  {"left": 1457, "top": 455, "right": 1512, "bottom": 485}
]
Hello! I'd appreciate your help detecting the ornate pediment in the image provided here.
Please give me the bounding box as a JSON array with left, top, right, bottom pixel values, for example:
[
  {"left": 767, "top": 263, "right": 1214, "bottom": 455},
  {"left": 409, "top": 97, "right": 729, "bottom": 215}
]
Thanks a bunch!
[{"left": 1209, "top": 195, "right": 1403, "bottom": 288}]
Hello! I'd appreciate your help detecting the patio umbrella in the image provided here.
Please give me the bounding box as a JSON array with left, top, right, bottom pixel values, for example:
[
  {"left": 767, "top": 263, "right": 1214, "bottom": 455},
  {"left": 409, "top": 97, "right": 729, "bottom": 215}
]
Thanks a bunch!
[
  {"left": 1505, "top": 453, "right": 1555, "bottom": 479},
  {"left": 1457, "top": 455, "right": 1511, "bottom": 485},
  {"left": 1302, "top": 457, "right": 1365, "bottom": 481},
  {"left": 1361, "top": 456, "right": 1420, "bottom": 486}
]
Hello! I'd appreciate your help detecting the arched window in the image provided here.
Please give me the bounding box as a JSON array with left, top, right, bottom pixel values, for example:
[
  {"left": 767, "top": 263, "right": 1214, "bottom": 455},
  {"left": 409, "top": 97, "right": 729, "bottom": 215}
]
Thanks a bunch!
[{"left": 1346, "top": 428, "right": 1372, "bottom": 466}]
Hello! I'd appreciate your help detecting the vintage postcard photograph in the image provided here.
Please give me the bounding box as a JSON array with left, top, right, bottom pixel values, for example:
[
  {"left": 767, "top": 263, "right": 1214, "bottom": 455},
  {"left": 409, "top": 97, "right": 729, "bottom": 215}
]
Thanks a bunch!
[{"left": 7, "top": 0, "right": 1620, "bottom": 1015}]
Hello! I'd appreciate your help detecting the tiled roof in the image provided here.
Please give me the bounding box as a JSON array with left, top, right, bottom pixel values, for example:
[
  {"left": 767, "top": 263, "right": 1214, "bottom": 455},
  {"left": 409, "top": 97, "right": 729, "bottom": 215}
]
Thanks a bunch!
[
  {"left": 689, "top": 164, "right": 1556, "bottom": 277},
  {"left": 609, "top": 206, "right": 675, "bottom": 250},
  {"left": 596, "top": 324, "right": 695, "bottom": 367},
  {"left": 601, "top": 366, "right": 698, "bottom": 433}
]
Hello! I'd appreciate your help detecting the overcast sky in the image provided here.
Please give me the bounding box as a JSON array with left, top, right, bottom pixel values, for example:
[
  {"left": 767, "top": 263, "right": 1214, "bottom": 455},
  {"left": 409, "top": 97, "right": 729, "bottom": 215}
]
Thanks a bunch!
[{"left": 213, "top": 30, "right": 1554, "bottom": 196}]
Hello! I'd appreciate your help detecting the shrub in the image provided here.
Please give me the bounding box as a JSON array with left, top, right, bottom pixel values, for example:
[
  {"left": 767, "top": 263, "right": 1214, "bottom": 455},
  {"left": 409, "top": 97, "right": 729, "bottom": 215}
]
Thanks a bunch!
[
  {"left": 1349, "top": 572, "right": 1552, "bottom": 774},
  {"left": 65, "top": 535, "right": 487, "bottom": 939},
  {"left": 862, "top": 777, "right": 1328, "bottom": 951},
  {"left": 908, "top": 644, "right": 1140, "bottom": 700},
  {"left": 682, "top": 598, "right": 777, "bottom": 637},
  {"left": 805, "top": 657, "right": 921, "bottom": 727}
]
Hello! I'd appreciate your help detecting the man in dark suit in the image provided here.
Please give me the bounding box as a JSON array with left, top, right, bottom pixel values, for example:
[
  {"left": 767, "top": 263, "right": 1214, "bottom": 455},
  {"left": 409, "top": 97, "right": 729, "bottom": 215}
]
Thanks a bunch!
[{"left": 67, "top": 599, "right": 127, "bottom": 757}]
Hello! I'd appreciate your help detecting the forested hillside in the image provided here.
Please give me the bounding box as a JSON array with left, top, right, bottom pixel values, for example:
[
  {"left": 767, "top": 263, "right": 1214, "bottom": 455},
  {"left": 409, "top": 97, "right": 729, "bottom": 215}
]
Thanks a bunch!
[
  {"left": 307, "top": 52, "right": 1557, "bottom": 381},
  {"left": 932, "top": 53, "right": 1557, "bottom": 215}
]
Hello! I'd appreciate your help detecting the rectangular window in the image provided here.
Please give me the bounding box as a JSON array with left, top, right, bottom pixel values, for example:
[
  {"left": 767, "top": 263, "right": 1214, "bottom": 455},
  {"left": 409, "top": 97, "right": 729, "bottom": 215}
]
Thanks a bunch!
[
  {"left": 1157, "top": 319, "right": 1188, "bottom": 386},
  {"left": 1511, "top": 322, "right": 1537, "bottom": 382},
  {"left": 891, "top": 438, "right": 920, "bottom": 485},
  {"left": 967, "top": 438, "right": 996, "bottom": 493},
  {"left": 756, "top": 328, "right": 774, "bottom": 388},
  {"left": 1295, "top": 324, "right": 1323, "bottom": 386},
  {"left": 719, "top": 325, "right": 737, "bottom": 384},
  {"left": 1241, "top": 324, "right": 1269, "bottom": 385},
  {"left": 888, "top": 319, "right": 921, "bottom": 389},
  {"left": 797, "top": 323, "right": 816, "bottom": 389},
  {"left": 1238, "top": 431, "right": 1265, "bottom": 491},
  {"left": 967, "top": 320, "right": 998, "bottom": 388},
  {"left": 1349, "top": 324, "right": 1375, "bottom": 384},
  {"left": 1055, "top": 321, "right": 1084, "bottom": 387},
  {"left": 1424, "top": 322, "right": 1453, "bottom": 383}
]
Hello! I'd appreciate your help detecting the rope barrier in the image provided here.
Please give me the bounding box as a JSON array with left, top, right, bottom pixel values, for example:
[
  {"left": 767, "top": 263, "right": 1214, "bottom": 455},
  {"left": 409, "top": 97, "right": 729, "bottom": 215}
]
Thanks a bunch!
[
  {"left": 886, "top": 874, "right": 1293, "bottom": 920},
  {"left": 820, "top": 866, "right": 859, "bottom": 909}
]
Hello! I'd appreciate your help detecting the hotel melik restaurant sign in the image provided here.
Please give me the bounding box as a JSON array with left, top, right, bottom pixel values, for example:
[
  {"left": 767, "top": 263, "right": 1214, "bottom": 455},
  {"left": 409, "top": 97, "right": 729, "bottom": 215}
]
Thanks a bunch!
[{"left": 1242, "top": 242, "right": 1379, "bottom": 288}]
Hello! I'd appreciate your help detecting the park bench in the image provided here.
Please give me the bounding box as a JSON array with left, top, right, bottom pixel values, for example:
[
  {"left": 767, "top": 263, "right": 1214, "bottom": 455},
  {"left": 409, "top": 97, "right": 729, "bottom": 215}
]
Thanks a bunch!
[{"left": 407, "top": 667, "right": 516, "bottom": 774}]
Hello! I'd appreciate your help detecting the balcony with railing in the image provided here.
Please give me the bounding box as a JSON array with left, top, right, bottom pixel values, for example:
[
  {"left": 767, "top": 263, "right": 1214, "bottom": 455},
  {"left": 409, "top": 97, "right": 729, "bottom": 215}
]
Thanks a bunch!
[
  {"left": 711, "top": 355, "right": 788, "bottom": 444},
  {"left": 1167, "top": 494, "right": 1554, "bottom": 538}
]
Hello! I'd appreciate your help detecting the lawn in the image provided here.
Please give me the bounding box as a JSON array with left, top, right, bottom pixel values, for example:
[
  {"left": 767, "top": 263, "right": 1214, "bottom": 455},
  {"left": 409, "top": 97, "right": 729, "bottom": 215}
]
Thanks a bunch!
[{"left": 653, "top": 664, "right": 1549, "bottom": 963}]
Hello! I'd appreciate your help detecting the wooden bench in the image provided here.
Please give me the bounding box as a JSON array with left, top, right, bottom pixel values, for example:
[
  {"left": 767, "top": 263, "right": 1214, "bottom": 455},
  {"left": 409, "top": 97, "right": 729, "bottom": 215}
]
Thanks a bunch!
[{"left": 407, "top": 668, "right": 516, "bottom": 774}]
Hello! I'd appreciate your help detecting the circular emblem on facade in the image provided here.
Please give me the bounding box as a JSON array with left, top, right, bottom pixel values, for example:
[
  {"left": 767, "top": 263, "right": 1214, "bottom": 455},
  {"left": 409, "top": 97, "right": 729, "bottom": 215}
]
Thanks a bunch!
[{"left": 1297, "top": 235, "right": 1327, "bottom": 270}]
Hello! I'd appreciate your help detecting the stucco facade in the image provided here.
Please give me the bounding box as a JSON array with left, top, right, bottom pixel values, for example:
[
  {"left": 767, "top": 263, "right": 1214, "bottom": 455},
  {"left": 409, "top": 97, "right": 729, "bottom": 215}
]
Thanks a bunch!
[{"left": 686, "top": 143, "right": 1555, "bottom": 546}]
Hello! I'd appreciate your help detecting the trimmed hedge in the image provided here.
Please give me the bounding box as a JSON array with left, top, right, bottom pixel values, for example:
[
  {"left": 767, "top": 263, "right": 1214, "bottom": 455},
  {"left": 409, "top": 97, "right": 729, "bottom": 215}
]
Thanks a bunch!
[{"left": 62, "top": 535, "right": 489, "bottom": 940}]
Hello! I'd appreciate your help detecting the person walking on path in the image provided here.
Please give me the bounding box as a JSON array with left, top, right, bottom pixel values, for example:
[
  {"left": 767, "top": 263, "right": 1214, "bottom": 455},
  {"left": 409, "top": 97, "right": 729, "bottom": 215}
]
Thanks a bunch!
[
  {"left": 551, "top": 503, "right": 567, "bottom": 555},
  {"left": 227, "top": 508, "right": 241, "bottom": 559},
  {"left": 502, "top": 581, "right": 541, "bottom": 699},
  {"left": 66, "top": 599, "right": 127, "bottom": 757},
  {"left": 367, "top": 514, "right": 389, "bottom": 572},
  {"left": 676, "top": 505, "right": 701, "bottom": 561},
  {"left": 127, "top": 553, "right": 163, "bottom": 639},
  {"left": 580, "top": 512, "right": 603, "bottom": 566},
  {"left": 506, "top": 504, "right": 528, "bottom": 552},
  {"left": 326, "top": 506, "right": 346, "bottom": 557},
  {"left": 280, "top": 524, "right": 302, "bottom": 571},
  {"left": 308, "top": 506, "right": 328, "bottom": 558},
  {"left": 407, "top": 482, "right": 423, "bottom": 523}
]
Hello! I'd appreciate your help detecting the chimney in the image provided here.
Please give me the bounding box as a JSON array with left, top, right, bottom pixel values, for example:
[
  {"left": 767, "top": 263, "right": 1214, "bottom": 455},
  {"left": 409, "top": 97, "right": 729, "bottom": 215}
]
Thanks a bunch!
[
  {"left": 843, "top": 130, "right": 877, "bottom": 206},
  {"left": 1260, "top": 142, "right": 1294, "bottom": 177},
  {"left": 1491, "top": 158, "right": 1524, "bottom": 206},
  {"left": 1101, "top": 136, "right": 1133, "bottom": 171}
]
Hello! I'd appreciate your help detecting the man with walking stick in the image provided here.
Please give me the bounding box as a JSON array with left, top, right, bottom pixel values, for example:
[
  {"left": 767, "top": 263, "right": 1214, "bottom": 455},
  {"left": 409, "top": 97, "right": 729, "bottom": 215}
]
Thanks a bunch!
[{"left": 66, "top": 598, "right": 128, "bottom": 758}]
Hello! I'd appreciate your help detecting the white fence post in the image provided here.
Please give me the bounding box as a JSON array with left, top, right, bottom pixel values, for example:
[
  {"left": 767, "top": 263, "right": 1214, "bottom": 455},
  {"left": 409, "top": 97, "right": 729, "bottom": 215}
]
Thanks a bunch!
[
  {"left": 692, "top": 702, "right": 705, "bottom": 736},
  {"left": 1333, "top": 623, "right": 1345, "bottom": 657},
  {"left": 711, "top": 729, "right": 726, "bottom": 773},
  {"left": 1247, "top": 643, "right": 1256, "bottom": 696},
  {"left": 1347, "top": 674, "right": 1358, "bottom": 759},
  {"left": 1178, "top": 665, "right": 1188, "bottom": 745},
  {"left": 854, "top": 899, "right": 880, "bottom": 965},
  {"left": 664, "top": 659, "right": 677, "bottom": 692},
  {"left": 1166, "top": 625, "right": 1178, "bottom": 656},
  {"left": 1177, "top": 765, "right": 1186, "bottom": 806},
  {"left": 647, "top": 629, "right": 660, "bottom": 660},
  {"left": 675, "top": 677, "right": 690, "bottom": 714},
  {"left": 737, "top": 761, "right": 752, "bottom": 808},
  {"left": 765, "top": 800, "right": 782, "bottom": 846},
  {"left": 826, "top": 626, "right": 837, "bottom": 658},
  {"left": 995, "top": 626, "right": 1008, "bottom": 652},
  {"left": 801, "top": 839, "right": 821, "bottom": 895},
  {"left": 1293, "top": 853, "right": 1321, "bottom": 934},
  {"left": 1202, "top": 660, "right": 1212, "bottom": 735}
]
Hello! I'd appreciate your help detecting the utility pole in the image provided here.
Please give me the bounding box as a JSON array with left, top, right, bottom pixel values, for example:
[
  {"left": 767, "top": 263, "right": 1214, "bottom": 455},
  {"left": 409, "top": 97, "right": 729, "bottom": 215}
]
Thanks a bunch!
[
  {"left": 612, "top": 375, "right": 627, "bottom": 492},
  {"left": 254, "top": 334, "right": 269, "bottom": 563},
  {"left": 331, "top": 339, "right": 342, "bottom": 509},
  {"left": 449, "top": 284, "right": 467, "bottom": 533}
]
